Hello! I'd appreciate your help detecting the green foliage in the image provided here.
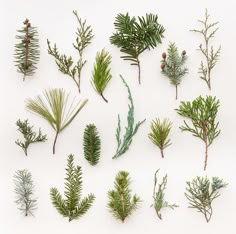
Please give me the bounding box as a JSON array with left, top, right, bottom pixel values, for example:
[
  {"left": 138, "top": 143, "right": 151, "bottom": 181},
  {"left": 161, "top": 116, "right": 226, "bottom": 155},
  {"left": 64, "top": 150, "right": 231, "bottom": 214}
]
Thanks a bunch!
[
  {"left": 113, "top": 76, "right": 145, "bottom": 159},
  {"left": 14, "top": 19, "right": 40, "bottom": 81},
  {"left": 185, "top": 176, "right": 227, "bottom": 222},
  {"left": 14, "top": 169, "right": 37, "bottom": 216},
  {"left": 148, "top": 118, "right": 172, "bottom": 158},
  {"left": 108, "top": 171, "right": 141, "bottom": 222},
  {"left": 26, "top": 88, "right": 88, "bottom": 154},
  {"left": 91, "top": 49, "right": 112, "bottom": 103},
  {"left": 151, "top": 169, "right": 178, "bottom": 220},
  {"left": 191, "top": 9, "right": 221, "bottom": 90},
  {"left": 110, "top": 13, "right": 165, "bottom": 84},
  {"left": 161, "top": 42, "right": 188, "bottom": 99},
  {"left": 83, "top": 124, "right": 101, "bottom": 166},
  {"left": 50, "top": 154, "right": 95, "bottom": 222},
  {"left": 15, "top": 119, "right": 47, "bottom": 156},
  {"left": 47, "top": 10, "right": 94, "bottom": 93},
  {"left": 176, "top": 96, "right": 220, "bottom": 170}
]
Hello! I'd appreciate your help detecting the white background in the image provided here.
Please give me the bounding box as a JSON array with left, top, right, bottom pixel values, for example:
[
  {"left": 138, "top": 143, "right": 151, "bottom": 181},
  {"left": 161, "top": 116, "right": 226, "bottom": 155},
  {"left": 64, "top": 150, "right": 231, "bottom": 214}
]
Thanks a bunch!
[{"left": 1, "top": 0, "right": 236, "bottom": 233}]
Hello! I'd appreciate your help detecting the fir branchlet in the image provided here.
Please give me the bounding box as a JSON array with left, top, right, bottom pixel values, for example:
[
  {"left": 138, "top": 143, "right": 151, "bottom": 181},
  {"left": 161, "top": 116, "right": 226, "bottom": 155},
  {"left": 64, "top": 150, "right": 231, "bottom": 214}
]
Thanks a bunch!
[
  {"left": 176, "top": 96, "right": 220, "bottom": 170},
  {"left": 91, "top": 49, "right": 112, "bottom": 103},
  {"left": 47, "top": 10, "right": 94, "bottom": 93},
  {"left": 15, "top": 119, "right": 47, "bottom": 156},
  {"left": 83, "top": 124, "right": 101, "bottom": 166},
  {"left": 191, "top": 9, "right": 221, "bottom": 90},
  {"left": 14, "top": 19, "right": 40, "bottom": 81},
  {"left": 14, "top": 169, "right": 37, "bottom": 216},
  {"left": 151, "top": 169, "right": 178, "bottom": 220},
  {"left": 50, "top": 154, "right": 95, "bottom": 222},
  {"left": 110, "top": 13, "right": 165, "bottom": 84},
  {"left": 185, "top": 176, "right": 227, "bottom": 222},
  {"left": 108, "top": 171, "right": 141, "bottom": 222},
  {"left": 161, "top": 42, "right": 188, "bottom": 99},
  {"left": 148, "top": 118, "right": 172, "bottom": 158},
  {"left": 113, "top": 75, "right": 145, "bottom": 159},
  {"left": 26, "top": 88, "right": 88, "bottom": 154}
]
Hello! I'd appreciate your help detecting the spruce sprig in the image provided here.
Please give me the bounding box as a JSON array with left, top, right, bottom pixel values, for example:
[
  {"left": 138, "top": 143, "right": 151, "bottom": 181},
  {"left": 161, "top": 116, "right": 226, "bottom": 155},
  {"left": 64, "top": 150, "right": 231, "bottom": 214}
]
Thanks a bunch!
[
  {"left": 191, "top": 9, "right": 221, "bottom": 90},
  {"left": 185, "top": 176, "right": 227, "bottom": 222},
  {"left": 50, "top": 154, "right": 95, "bottom": 222},
  {"left": 148, "top": 118, "right": 172, "bottom": 158},
  {"left": 83, "top": 124, "right": 101, "bottom": 166},
  {"left": 15, "top": 119, "right": 47, "bottom": 156},
  {"left": 91, "top": 49, "right": 112, "bottom": 103},
  {"left": 161, "top": 42, "right": 188, "bottom": 99},
  {"left": 47, "top": 10, "right": 94, "bottom": 93},
  {"left": 113, "top": 75, "right": 145, "bottom": 159},
  {"left": 176, "top": 96, "right": 220, "bottom": 170},
  {"left": 14, "top": 19, "right": 40, "bottom": 81},
  {"left": 110, "top": 13, "right": 165, "bottom": 84},
  {"left": 108, "top": 171, "right": 141, "bottom": 222}
]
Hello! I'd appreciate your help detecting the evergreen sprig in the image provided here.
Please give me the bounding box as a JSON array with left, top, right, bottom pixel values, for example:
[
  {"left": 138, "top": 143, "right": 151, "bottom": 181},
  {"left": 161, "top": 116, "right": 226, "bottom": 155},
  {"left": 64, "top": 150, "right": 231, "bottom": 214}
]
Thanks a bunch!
[
  {"left": 83, "top": 124, "right": 101, "bottom": 166},
  {"left": 14, "top": 19, "right": 40, "bottom": 81},
  {"left": 110, "top": 13, "right": 165, "bottom": 84},
  {"left": 148, "top": 118, "right": 172, "bottom": 158},
  {"left": 161, "top": 42, "right": 188, "bottom": 99},
  {"left": 191, "top": 9, "right": 221, "bottom": 90},
  {"left": 15, "top": 119, "right": 47, "bottom": 156},
  {"left": 151, "top": 169, "right": 178, "bottom": 220},
  {"left": 185, "top": 176, "right": 227, "bottom": 222},
  {"left": 108, "top": 171, "right": 141, "bottom": 222},
  {"left": 14, "top": 169, "right": 37, "bottom": 216},
  {"left": 113, "top": 75, "right": 145, "bottom": 159},
  {"left": 50, "top": 154, "right": 95, "bottom": 222},
  {"left": 26, "top": 88, "right": 88, "bottom": 154},
  {"left": 47, "top": 10, "right": 94, "bottom": 93},
  {"left": 176, "top": 96, "right": 220, "bottom": 170},
  {"left": 91, "top": 49, "right": 112, "bottom": 103}
]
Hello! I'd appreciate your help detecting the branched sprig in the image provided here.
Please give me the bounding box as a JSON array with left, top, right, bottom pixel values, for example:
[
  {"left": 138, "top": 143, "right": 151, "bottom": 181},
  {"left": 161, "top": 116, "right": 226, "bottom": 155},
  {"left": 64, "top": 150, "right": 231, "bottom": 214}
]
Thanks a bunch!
[
  {"left": 176, "top": 96, "right": 220, "bottom": 170},
  {"left": 148, "top": 118, "right": 172, "bottom": 158},
  {"left": 15, "top": 119, "right": 47, "bottom": 156},
  {"left": 26, "top": 88, "right": 88, "bottom": 154},
  {"left": 110, "top": 13, "right": 165, "bottom": 84},
  {"left": 113, "top": 75, "right": 145, "bottom": 159},
  {"left": 14, "top": 169, "right": 37, "bottom": 216},
  {"left": 47, "top": 10, "right": 94, "bottom": 93},
  {"left": 151, "top": 169, "right": 178, "bottom": 220},
  {"left": 91, "top": 49, "right": 112, "bottom": 103},
  {"left": 108, "top": 171, "right": 141, "bottom": 222},
  {"left": 185, "top": 176, "right": 227, "bottom": 222},
  {"left": 14, "top": 19, "right": 40, "bottom": 81},
  {"left": 83, "top": 124, "right": 101, "bottom": 166},
  {"left": 161, "top": 42, "right": 188, "bottom": 99},
  {"left": 191, "top": 9, "right": 221, "bottom": 90},
  {"left": 50, "top": 154, "right": 95, "bottom": 222}
]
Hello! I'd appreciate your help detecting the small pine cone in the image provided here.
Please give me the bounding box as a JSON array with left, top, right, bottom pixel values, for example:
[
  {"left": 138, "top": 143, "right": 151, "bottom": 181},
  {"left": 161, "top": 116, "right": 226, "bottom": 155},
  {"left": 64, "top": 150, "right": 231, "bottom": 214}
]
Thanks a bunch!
[
  {"left": 23, "top": 19, "right": 29, "bottom": 25},
  {"left": 162, "top": 52, "right": 167, "bottom": 59},
  {"left": 161, "top": 63, "right": 165, "bottom": 70},
  {"left": 182, "top": 50, "right": 186, "bottom": 56}
]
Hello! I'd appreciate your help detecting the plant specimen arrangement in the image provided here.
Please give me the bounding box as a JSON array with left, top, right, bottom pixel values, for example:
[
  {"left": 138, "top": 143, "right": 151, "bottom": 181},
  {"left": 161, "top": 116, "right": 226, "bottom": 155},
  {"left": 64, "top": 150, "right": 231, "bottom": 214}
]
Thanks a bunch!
[
  {"left": 185, "top": 176, "right": 227, "bottom": 222},
  {"left": 161, "top": 42, "right": 188, "bottom": 99},
  {"left": 26, "top": 88, "right": 88, "bottom": 154},
  {"left": 191, "top": 9, "right": 221, "bottom": 90},
  {"left": 47, "top": 10, "right": 94, "bottom": 93},
  {"left": 15, "top": 119, "right": 47, "bottom": 156},
  {"left": 14, "top": 18, "right": 40, "bottom": 81},
  {"left": 108, "top": 171, "right": 141, "bottom": 222},
  {"left": 110, "top": 13, "right": 165, "bottom": 84},
  {"left": 83, "top": 124, "right": 101, "bottom": 166},
  {"left": 91, "top": 49, "right": 112, "bottom": 103},
  {"left": 50, "top": 154, "right": 95, "bottom": 222},
  {"left": 113, "top": 76, "right": 145, "bottom": 159},
  {"left": 176, "top": 96, "right": 220, "bottom": 170},
  {"left": 151, "top": 169, "right": 178, "bottom": 220},
  {"left": 148, "top": 118, "right": 172, "bottom": 158},
  {"left": 14, "top": 169, "right": 37, "bottom": 216}
]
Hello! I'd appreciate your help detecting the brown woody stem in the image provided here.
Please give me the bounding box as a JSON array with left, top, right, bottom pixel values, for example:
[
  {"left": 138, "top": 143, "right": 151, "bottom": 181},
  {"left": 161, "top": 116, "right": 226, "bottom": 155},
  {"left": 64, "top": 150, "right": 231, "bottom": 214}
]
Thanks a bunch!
[
  {"left": 53, "top": 131, "right": 59, "bottom": 155},
  {"left": 101, "top": 92, "right": 108, "bottom": 103}
]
